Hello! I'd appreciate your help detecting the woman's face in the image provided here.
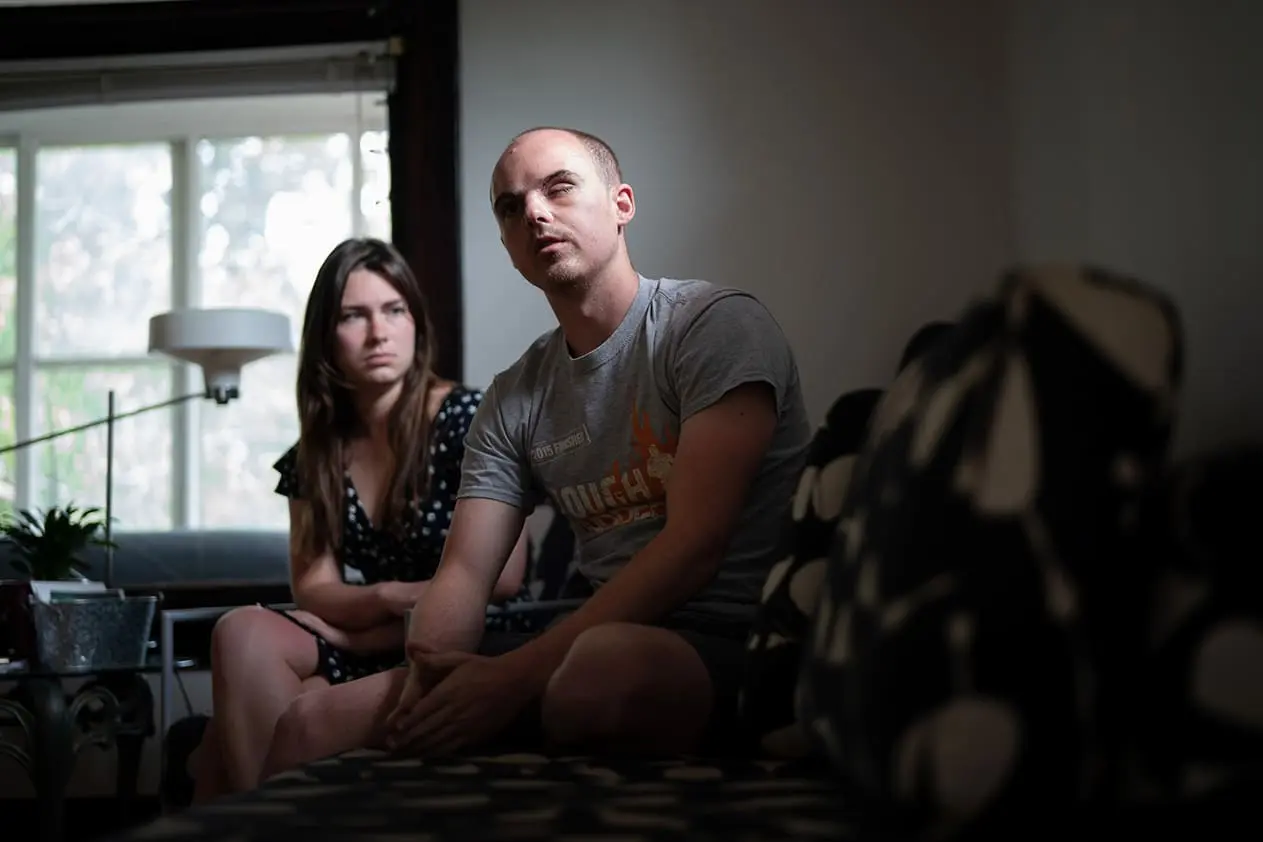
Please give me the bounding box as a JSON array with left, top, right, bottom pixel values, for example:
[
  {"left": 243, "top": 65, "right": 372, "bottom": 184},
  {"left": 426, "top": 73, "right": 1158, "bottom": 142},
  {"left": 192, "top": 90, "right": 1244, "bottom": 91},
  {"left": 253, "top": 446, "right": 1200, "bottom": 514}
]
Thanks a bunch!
[{"left": 333, "top": 268, "right": 416, "bottom": 389}]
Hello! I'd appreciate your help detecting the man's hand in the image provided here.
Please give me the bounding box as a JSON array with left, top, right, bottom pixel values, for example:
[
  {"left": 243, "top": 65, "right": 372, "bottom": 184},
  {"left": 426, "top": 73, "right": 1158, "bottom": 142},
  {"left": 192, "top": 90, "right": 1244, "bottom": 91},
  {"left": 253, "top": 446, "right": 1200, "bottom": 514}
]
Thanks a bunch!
[
  {"left": 384, "top": 659, "right": 429, "bottom": 733},
  {"left": 375, "top": 580, "right": 428, "bottom": 617},
  {"left": 383, "top": 652, "right": 534, "bottom": 756}
]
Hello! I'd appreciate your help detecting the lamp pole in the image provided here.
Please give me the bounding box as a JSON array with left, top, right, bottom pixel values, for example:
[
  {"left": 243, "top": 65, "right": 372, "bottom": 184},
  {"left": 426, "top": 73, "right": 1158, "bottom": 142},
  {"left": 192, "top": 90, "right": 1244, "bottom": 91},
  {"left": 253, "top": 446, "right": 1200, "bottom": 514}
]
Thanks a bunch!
[
  {"left": 0, "top": 392, "right": 205, "bottom": 455},
  {"left": 105, "top": 390, "right": 114, "bottom": 590}
]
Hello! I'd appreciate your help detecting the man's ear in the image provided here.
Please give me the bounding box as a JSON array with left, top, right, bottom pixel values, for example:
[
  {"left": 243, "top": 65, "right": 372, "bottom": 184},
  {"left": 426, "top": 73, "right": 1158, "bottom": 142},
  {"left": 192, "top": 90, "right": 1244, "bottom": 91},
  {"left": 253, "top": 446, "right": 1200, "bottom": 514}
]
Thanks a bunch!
[{"left": 613, "top": 183, "right": 636, "bottom": 226}]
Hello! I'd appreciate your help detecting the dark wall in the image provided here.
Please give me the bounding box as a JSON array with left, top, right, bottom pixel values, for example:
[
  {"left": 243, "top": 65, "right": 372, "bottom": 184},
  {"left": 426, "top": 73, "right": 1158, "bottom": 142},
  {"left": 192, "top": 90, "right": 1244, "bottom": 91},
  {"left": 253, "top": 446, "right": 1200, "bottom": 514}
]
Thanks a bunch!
[
  {"left": 0, "top": 1, "right": 402, "bottom": 61},
  {"left": 0, "top": 0, "right": 464, "bottom": 380},
  {"left": 389, "top": 1, "right": 463, "bottom": 381}
]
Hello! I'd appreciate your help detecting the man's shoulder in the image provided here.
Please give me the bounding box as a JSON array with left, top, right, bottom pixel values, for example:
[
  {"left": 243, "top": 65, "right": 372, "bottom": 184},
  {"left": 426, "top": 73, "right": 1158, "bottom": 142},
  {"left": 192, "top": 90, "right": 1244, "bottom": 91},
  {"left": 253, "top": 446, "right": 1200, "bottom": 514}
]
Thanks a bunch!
[
  {"left": 649, "top": 275, "right": 753, "bottom": 307},
  {"left": 484, "top": 326, "right": 564, "bottom": 404},
  {"left": 646, "top": 276, "right": 775, "bottom": 335}
]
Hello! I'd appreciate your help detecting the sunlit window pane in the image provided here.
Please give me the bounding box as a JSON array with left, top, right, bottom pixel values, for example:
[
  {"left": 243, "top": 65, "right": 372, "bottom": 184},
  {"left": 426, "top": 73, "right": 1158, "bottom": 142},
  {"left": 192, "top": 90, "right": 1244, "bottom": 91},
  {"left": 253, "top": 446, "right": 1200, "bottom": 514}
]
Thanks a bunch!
[
  {"left": 0, "top": 147, "right": 15, "bottom": 361},
  {"left": 361, "top": 130, "right": 391, "bottom": 241},
  {"left": 0, "top": 148, "right": 14, "bottom": 517},
  {"left": 34, "top": 144, "right": 172, "bottom": 358},
  {"left": 0, "top": 370, "right": 15, "bottom": 519},
  {"left": 196, "top": 133, "right": 354, "bottom": 528},
  {"left": 31, "top": 364, "right": 173, "bottom": 530}
]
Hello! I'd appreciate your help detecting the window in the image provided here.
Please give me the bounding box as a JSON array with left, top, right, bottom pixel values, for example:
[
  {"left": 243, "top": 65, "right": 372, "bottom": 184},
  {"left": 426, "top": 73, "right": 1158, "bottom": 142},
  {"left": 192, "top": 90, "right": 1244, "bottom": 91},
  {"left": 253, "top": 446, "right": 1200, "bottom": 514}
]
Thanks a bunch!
[
  {"left": 0, "top": 93, "right": 390, "bottom": 532},
  {"left": 0, "top": 147, "right": 15, "bottom": 517},
  {"left": 32, "top": 143, "right": 174, "bottom": 528},
  {"left": 196, "top": 133, "right": 355, "bottom": 528}
]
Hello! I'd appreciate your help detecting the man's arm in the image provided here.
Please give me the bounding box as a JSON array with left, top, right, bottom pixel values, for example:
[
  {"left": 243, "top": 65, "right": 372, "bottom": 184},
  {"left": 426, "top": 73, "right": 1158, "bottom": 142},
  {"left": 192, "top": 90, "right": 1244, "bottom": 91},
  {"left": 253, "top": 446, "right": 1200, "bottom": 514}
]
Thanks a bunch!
[
  {"left": 499, "top": 380, "right": 779, "bottom": 690},
  {"left": 491, "top": 526, "right": 531, "bottom": 602},
  {"left": 405, "top": 497, "right": 527, "bottom": 657},
  {"left": 404, "top": 371, "right": 537, "bottom": 653}
]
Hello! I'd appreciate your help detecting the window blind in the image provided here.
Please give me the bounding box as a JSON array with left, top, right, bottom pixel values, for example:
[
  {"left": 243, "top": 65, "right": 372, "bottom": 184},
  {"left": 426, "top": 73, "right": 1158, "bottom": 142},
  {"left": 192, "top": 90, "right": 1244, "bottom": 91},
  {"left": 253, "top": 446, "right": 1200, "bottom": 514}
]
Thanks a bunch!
[{"left": 0, "top": 41, "right": 394, "bottom": 113}]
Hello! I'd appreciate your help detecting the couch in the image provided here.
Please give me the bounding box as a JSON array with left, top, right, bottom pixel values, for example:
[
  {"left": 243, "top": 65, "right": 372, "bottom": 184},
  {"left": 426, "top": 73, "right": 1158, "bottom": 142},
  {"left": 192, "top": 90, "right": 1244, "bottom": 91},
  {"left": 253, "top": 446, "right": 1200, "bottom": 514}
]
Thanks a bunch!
[{"left": 97, "top": 264, "right": 1256, "bottom": 841}]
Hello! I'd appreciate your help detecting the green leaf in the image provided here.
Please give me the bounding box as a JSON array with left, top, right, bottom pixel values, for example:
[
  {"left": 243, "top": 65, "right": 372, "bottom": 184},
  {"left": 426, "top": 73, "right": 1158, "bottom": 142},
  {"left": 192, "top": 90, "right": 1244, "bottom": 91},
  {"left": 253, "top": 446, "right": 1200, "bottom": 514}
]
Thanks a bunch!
[
  {"left": 18, "top": 509, "right": 44, "bottom": 533},
  {"left": 0, "top": 503, "right": 116, "bottom": 581}
]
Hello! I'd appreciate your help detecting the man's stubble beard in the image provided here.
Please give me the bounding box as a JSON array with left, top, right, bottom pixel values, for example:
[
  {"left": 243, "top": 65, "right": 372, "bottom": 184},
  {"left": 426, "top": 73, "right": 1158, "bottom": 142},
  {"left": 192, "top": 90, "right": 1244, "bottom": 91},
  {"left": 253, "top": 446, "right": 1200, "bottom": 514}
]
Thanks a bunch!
[
  {"left": 541, "top": 266, "right": 595, "bottom": 298},
  {"left": 535, "top": 247, "right": 611, "bottom": 298}
]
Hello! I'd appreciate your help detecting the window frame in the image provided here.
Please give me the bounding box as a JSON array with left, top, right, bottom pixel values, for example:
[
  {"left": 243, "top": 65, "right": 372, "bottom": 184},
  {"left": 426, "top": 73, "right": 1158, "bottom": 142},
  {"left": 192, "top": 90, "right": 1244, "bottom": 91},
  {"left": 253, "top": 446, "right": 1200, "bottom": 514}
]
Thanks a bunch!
[{"left": 0, "top": 91, "right": 388, "bottom": 530}]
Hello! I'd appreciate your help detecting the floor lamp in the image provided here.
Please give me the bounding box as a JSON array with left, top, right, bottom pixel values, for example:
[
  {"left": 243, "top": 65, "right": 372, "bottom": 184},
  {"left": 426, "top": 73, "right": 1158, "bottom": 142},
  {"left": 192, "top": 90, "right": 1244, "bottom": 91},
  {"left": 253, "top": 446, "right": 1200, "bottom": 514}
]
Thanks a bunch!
[{"left": 0, "top": 307, "right": 293, "bottom": 590}]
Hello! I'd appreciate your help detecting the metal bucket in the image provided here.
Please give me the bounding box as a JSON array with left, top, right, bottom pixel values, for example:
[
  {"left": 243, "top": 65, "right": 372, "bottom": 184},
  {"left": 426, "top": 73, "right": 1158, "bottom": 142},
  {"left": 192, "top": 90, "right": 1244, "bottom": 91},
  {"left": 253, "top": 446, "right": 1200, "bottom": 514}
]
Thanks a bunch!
[{"left": 31, "top": 593, "right": 158, "bottom": 673}]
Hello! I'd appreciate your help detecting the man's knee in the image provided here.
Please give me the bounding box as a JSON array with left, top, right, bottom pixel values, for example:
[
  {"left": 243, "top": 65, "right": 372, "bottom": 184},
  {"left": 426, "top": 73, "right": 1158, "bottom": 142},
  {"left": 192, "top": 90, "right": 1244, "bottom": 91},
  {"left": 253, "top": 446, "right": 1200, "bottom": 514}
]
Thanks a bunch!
[
  {"left": 539, "top": 622, "right": 711, "bottom": 747},
  {"left": 541, "top": 623, "right": 649, "bottom": 739}
]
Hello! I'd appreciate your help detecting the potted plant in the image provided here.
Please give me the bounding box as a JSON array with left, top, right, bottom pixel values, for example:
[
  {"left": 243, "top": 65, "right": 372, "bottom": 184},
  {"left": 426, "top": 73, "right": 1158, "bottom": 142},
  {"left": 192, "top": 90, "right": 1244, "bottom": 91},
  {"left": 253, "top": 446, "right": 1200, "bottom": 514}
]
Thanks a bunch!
[
  {"left": 2, "top": 503, "right": 113, "bottom": 582},
  {"left": 0, "top": 504, "right": 115, "bottom": 667}
]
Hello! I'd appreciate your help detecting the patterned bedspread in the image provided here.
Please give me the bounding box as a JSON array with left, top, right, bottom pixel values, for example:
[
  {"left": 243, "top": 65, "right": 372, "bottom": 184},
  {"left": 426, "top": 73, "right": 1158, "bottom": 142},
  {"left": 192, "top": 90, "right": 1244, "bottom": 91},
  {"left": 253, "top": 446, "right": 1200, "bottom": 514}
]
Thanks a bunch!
[{"left": 114, "top": 750, "right": 854, "bottom": 841}]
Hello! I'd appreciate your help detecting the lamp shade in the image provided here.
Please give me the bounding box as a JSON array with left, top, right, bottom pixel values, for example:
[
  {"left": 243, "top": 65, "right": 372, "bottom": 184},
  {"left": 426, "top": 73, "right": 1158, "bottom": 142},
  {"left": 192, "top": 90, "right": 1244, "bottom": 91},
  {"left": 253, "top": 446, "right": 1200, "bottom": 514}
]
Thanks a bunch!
[{"left": 148, "top": 307, "right": 293, "bottom": 403}]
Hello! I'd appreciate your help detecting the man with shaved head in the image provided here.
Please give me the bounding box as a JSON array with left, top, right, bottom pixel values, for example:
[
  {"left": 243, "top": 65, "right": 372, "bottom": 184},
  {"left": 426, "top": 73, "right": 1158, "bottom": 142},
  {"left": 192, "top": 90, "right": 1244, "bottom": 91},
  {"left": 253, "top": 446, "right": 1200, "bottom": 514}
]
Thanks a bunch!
[
  {"left": 389, "top": 124, "right": 810, "bottom": 754},
  {"left": 258, "top": 127, "right": 809, "bottom": 770}
]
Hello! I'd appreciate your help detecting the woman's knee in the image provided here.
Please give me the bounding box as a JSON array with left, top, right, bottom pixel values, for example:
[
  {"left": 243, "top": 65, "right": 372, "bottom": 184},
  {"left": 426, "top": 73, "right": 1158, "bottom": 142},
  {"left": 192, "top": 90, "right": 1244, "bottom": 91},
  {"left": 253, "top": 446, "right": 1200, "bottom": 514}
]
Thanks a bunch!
[
  {"left": 210, "top": 605, "right": 316, "bottom": 678},
  {"left": 211, "top": 605, "right": 270, "bottom": 661}
]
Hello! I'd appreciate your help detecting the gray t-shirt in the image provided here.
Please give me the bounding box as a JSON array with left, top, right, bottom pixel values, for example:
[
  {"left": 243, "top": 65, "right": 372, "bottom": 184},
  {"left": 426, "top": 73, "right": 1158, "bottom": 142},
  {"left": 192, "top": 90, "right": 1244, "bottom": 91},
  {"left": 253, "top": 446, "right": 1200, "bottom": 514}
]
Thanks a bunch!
[{"left": 459, "top": 275, "right": 811, "bottom": 622}]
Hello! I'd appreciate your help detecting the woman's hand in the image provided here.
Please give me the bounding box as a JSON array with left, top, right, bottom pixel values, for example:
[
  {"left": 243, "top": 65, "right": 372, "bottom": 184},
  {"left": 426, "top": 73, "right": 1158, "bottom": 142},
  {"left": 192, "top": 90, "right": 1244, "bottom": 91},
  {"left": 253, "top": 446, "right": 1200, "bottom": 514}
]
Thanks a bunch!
[
  {"left": 286, "top": 610, "right": 404, "bottom": 655},
  {"left": 375, "top": 580, "right": 430, "bottom": 617}
]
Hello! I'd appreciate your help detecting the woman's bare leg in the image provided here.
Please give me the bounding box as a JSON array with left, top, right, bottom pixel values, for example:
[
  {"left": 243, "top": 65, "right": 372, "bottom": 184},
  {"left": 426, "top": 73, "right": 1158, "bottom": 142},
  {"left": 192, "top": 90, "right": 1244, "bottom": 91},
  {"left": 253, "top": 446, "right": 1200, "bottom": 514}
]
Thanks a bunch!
[
  {"left": 189, "top": 717, "right": 229, "bottom": 804},
  {"left": 260, "top": 666, "right": 410, "bottom": 781},
  {"left": 190, "top": 673, "right": 327, "bottom": 804},
  {"left": 196, "top": 606, "right": 325, "bottom": 796}
]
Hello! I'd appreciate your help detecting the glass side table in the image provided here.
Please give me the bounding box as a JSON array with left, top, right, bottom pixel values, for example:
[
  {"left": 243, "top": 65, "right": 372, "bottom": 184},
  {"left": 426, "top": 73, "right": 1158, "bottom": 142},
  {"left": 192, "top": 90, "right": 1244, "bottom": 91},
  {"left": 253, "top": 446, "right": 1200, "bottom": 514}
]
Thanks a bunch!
[{"left": 0, "top": 655, "right": 160, "bottom": 842}]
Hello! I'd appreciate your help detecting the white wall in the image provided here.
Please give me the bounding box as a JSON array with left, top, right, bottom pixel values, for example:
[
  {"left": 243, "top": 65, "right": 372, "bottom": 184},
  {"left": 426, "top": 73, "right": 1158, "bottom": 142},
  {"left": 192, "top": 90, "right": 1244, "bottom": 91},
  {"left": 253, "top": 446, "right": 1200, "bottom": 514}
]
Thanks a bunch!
[
  {"left": 462, "top": 0, "right": 1263, "bottom": 453},
  {"left": 459, "top": 0, "right": 1015, "bottom": 424},
  {"left": 1006, "top": 0, "right": 1263, "bottom": 456}
]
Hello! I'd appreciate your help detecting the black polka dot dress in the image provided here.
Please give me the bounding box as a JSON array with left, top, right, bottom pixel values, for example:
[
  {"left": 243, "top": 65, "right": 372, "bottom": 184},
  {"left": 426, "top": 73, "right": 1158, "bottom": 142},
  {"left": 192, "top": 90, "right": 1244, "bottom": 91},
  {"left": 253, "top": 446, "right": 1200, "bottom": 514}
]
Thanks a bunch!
[{"left": 271, "top": 385, "right": 501, "bottom": 685}]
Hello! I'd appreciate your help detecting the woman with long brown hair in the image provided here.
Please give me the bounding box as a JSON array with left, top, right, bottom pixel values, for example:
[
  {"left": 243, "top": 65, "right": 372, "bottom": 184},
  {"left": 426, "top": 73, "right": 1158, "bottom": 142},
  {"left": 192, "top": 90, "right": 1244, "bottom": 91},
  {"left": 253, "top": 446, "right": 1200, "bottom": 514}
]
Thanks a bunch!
[{"left": 186, "top": 237, "right": 528, "bottom": 801}]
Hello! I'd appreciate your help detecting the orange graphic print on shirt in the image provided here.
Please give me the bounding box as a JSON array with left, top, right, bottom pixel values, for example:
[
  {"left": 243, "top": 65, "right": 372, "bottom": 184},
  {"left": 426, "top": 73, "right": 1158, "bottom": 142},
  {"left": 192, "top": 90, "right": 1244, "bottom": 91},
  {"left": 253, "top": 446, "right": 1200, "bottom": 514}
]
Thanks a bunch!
[{"left": 553, "top": 402, "right": 678, "bottom": 538}]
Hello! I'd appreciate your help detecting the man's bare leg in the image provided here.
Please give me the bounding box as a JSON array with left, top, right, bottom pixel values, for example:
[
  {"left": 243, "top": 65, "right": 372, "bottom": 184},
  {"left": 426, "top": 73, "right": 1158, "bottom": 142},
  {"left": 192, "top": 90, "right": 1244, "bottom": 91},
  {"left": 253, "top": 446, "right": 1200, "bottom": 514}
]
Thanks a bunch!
[{"left": 540, "top": 622, "right": 715, "bottom": 754}]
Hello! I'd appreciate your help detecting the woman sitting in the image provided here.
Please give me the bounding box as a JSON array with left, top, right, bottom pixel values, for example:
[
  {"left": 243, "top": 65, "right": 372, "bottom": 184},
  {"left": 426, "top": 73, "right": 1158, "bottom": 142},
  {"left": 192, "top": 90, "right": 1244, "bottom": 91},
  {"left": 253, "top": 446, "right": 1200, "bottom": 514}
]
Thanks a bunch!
[{"left": 189, "top": 237, "right": 527, "bottom": 802}]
